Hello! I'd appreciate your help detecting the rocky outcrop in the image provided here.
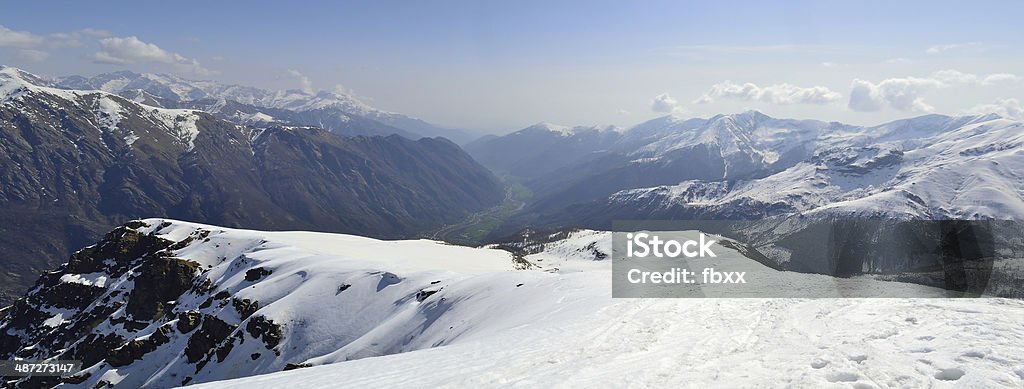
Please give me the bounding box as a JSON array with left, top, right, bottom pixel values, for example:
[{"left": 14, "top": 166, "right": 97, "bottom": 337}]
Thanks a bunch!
[{"left": 0, "top": 220, "right": 291, "bottom": 388}]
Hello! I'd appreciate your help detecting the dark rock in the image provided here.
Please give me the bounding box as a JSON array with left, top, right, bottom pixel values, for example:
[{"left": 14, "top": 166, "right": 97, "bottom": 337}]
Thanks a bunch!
[
  {"left": 283, "top": 363, "right": 312, "bottom": 371},
  {"left": 126, "top": 257, "right": 201, "bottom": 322},
  {"left": 184, "top": 315, "right": 236, "bottom": 364},
  {"left": 176, "top": 311, "right": 202, "bottom": 333},
  {"left": 245, "top": 315, "right": 283, "bottom": 350},
  {"left": 232, "top": 298, "right": 259, "bottom": 320}
]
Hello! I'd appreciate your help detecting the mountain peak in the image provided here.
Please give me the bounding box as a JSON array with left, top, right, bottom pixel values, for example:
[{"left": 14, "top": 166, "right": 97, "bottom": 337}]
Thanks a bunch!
[
  {"left": 0, "top": 66, "right": 49, "bottom": 87},
  {"left": 526, "top": 122, "right": 574, "bottom": 136},
  {"left": 711, "top": 110, "right": 772, "bottom": 123}
]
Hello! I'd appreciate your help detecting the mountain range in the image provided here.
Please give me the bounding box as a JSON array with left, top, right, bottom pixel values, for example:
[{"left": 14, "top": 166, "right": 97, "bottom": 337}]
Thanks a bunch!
[
  {"left": 0, "top": 66, "right": 503, "bottom": 304},
  {"left": 55, "top": 70, "right": 478, "bottom": 143},
  {"left": 467, "top": 111, "right": 1024, "bottom": 236},
  {"left": 2, "top": 63, "right": 1024, "bottom": 387}
]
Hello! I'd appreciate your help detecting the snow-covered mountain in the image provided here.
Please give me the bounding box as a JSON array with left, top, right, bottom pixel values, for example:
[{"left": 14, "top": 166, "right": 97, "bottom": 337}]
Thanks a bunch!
[
  {"left": 476, "top": 111, "right": 1024, "bottom": 242},
  {"left": 0, "top": 66, "right": 503, "bottom": 305},
  {"left": 595, "top": 113, "right": 1023, "bottom": 220},
  {"left": 55, "top": 70, "right": 476, "bottom": 142},
  {"left": 2, "top": 219, "right": 1022, "bottom": 388}
]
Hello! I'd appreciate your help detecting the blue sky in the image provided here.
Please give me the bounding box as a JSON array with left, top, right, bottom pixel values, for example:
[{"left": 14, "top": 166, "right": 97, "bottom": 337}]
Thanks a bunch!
[{"left": 2, "top": 1, "right": 1023, "bottom": 132}]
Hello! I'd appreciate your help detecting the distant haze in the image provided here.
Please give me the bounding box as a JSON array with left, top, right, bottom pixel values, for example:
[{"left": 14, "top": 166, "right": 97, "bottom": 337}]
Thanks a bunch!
[{"left": 2, "top": 1, "right": 1022, "bottom": 133}]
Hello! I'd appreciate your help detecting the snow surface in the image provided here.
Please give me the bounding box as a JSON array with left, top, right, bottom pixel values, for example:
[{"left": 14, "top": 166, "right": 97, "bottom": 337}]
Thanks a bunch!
[
  {"left": 57, "top": 221, "right": 1010, "bottom": 389},
  {"left": 59, "top": 272, "right": 109, "bottom": 288}
]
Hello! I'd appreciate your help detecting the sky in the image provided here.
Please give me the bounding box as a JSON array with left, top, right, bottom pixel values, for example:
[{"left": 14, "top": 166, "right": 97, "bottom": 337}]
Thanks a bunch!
[{"left": 2, "top": 1, "right": 1023, "bottom": 133}]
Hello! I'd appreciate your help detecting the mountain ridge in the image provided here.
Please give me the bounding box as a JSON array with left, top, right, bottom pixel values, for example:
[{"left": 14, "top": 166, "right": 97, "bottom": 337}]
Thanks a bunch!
[
  {"left": 51, "top": 68, "right": 479, "bottom": 143},
  {"left": 467, "top": 110, "right": 1022, "bottom": 240},
  {"left": 0, "top": 67, "right": 504, "bottom": 304}
]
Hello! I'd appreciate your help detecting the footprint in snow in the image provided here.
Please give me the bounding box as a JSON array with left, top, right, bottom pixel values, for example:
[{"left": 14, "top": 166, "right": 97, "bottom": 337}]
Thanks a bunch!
[
  {"left": 959, "top": 350, "right": 985, "bottom": 359},
  {"left": 810, "top": 359, "right": 829, "bottom": 369},
  {"left": 826, "top": 371, "right": 860, "bottom": 382},
  {"left": 848, "top": 354, "right": 869, "bottom": 363},
  {"left": 934, "top": 367, "right": 965, "bottom": 381}
]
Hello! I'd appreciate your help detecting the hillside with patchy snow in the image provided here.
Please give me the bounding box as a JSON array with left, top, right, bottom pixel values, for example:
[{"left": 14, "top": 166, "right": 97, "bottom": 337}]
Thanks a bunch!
[{"left": 0, "top": 66, "right": 503, "bottom": 305}]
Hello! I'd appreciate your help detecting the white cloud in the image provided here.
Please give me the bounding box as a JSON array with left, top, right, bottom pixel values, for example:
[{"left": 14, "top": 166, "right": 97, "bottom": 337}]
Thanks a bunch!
[
  {"left": 1, "top": 25, "right": 108, "bottom": 51},
  {"left": 92, "top": 36, "right": 211, "bottom": 75},
  {"left": 848, "top": 77, "right": 940, "bottom": 112},
  {"left": 286, "top": 69, "right": 314, "bottom": 94},
  {"left": 15, "top": 49, "right": 49, "bottom": 62},
  {"left": 0, "top": 25, "right": 46, "bottom": 48},
  {"left": 982, "top": 73, "right": 1022, "bottom": 85},
  {"left": 695, "top": 81, "right": 842, "bottom": 105},
  {"left": 848, "top": 70, "right": 1022, "bottom": 112},
  {"left": 650, "top": 93, "right": 682, "bottom": 113},
  {"left": 333, "top": 83, "right": 357, "bottom": 96},
  {"left": 926, "top": 42, "right": 981, "bottom": 55},
  {"left": 931, "top": 69, "right": 978, "bottom": 84},
  {"left": 48, "top": 28, "right": 110, "bottom": 48},
  {"left": 961, "top": 98, "right": 1023, "bottom": 120}
]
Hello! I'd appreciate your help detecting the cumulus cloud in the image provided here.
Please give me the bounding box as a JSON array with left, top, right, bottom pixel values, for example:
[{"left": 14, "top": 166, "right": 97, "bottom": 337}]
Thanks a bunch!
[
  {"left": 848, "top": 70, "right": 1022, "bottom": 112},
  {"left": 286, "top": 69, "right": 314, "bottom": 94},
  {"left": 92, "top": 36, "right": 211, "bottom": 75},
  {"left": 650, "top": 93, "right": 682, "bottom": 113},
  {"left": 961, "top": 98, "right": 1023, "bottom": 120},
  {"left": 48, "top": 28, "right": 110, "bottom": 48},
  {"left": 848, "top": 77, "right": 940, "bottom": 112},
  {"left": 0, "top": 25, "right": 45, "bottom": 48},
  {"left": 926, "top": 42, "right": 981, "bottom": 55},
  {"left": 15, "top": 49, "right": 48, "bottom": 62},
  {"left": 981, "top": 73, "right": 1022, "bottom": 85},
  {"left": 695, "top": 81, "right": 842, "bottom": 105},
  {"left": 0, "top": 26, "right": 112, "bottom": 63},
  {"left": 333, "top": 83, "right": 356, "bottom": 96}
]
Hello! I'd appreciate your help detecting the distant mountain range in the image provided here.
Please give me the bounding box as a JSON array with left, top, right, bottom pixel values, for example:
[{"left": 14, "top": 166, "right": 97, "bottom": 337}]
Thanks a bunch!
[
  {"left": 467, "top": 111, "right": 1024, "bottom": 243},
  {"left": 0, "top": 66, "right": 503, "bottom": 304},
  {"left": 55, "top": 70, "right": 479, "bottom": 144}
]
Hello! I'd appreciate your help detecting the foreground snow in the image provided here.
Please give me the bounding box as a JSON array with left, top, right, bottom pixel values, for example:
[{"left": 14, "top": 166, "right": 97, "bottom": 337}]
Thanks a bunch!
[
  {"left": 195, "top": 299, "right": 1024, "bottom": 388},
  {"left": 6, "top": 219, "right": 1019, "bottom": 387},
  {"left": 173, "top": 227, "right": 1024, "bottom": 388}
]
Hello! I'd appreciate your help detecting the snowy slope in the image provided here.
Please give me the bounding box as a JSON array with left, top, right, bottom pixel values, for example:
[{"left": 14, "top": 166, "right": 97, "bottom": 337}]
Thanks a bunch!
[
  {"left": 182, "top": 228, "right": 1024, "bottom": 388},
  {"left": 197, "top": 298, "right": 1024, "bottom": 388},
  {"left": 608, "top": 114, "right": 1024, "bottom": 220},
  {"left": 3, "top": 221, "right": 1022, "bottom": 388}
]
